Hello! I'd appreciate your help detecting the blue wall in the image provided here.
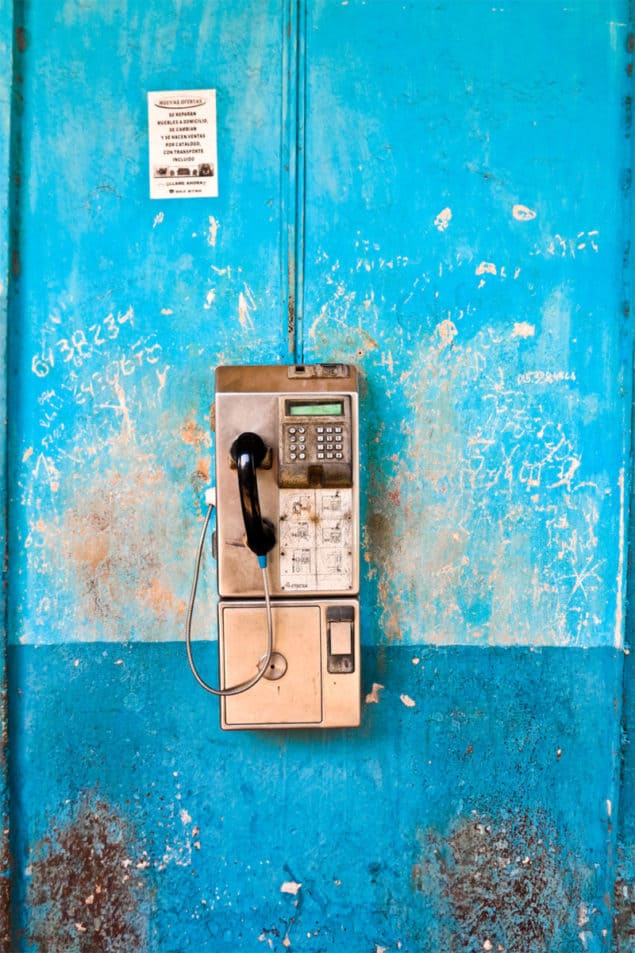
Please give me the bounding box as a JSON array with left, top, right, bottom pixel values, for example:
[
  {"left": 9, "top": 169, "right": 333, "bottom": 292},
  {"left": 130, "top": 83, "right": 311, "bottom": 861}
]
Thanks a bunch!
[{"left": 2, "top": 1, "right": 634, "bottom": 950}]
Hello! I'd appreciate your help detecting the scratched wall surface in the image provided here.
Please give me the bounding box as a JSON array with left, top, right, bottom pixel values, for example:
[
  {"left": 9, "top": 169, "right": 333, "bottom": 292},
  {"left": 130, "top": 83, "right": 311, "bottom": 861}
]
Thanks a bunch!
[
  {"left": 2, "top": 1, "right": 634, "bottom": 951},
  {"left": 0, "top": 0, "right": 13, "bottom": 946}
]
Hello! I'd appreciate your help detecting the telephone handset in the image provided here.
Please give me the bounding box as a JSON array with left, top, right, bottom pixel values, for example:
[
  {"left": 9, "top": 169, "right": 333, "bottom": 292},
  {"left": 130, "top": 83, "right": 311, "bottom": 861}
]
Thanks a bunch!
[
  {"left": 206, "top": 363, "right": 361, "bottom": 729},
  {"left": 229, "top": 432, "right": 275, "bottom": 558}
]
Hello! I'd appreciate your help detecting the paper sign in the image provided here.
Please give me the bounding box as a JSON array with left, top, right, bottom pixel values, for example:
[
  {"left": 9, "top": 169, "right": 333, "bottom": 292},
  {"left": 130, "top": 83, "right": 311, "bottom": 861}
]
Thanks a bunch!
[{"left": 148, "top": 89, "right": 218, "bottom": 199}]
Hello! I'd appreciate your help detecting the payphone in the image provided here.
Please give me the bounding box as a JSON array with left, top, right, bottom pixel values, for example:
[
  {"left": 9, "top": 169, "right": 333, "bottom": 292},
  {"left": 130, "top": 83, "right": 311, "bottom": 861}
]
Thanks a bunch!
[{"left": 186, "top": 363, "right": 361, "bottom": 729}]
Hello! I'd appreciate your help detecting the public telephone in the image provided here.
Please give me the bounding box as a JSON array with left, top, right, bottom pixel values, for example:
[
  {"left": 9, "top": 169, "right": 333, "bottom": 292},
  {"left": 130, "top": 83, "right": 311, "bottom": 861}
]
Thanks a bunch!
[{"left": 186, "top": 363, "right": 361, "bottom": 730}]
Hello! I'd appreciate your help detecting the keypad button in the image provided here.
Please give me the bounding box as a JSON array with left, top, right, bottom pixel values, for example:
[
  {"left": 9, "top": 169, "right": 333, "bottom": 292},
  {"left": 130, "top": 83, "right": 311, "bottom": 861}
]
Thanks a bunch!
[
  {"left": 317, "top": 427, "right": 324, "bottom": 433},
  {"left": 297, "top": 427, "right": 305, "bottom": 434},
  {"left": 326, "top": 426, "right": 333, "bottom": 433},
  {"left": 335, "top": 452, "right": 343, "bottom": 459},
  {"left": 317, "top": 452, "right": 325, "bottom": 460},
  {"left": 335, "top": 443, "right": 342, "bottom": 450},
  {"left": 289, "top": 453, "right": 297, "bottom": 460},
  {"left": 334, "top": 426, "right": 343, "bottom": 433},
  {"left": 327, "top": 452, "right": 334, "bottom": 459},
  {"left": 288, "top": 427, "right": 296, "bottom": 434},
  {"left": 298, "top": 452, "right": 306, "bottom": 460}
]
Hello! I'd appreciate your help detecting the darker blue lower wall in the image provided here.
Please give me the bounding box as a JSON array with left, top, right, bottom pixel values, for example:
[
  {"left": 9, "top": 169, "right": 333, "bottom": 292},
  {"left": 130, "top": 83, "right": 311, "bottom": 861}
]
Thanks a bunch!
[{"left": 7, "top": 643, "right": 623, "bottom": 952}]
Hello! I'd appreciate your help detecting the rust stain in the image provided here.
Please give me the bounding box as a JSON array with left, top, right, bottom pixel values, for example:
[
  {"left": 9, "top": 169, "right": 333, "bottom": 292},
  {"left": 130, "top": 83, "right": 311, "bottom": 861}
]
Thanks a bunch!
[
  {"left": 416, "top": 809, "right": 584, "bottom": 950},
  {"left": 180, "top": 419, "right": 210, "bottom": 451},
  {"left": 28, "top": 796, "right": 149, "bottom": 953},
  {"left": 57, "top": 469, "right": 165, "bottom": 628},
  {"left": 194, "top": 457, "right": 210, "bottom": 483},
  {"left": 140, "top": 578, "right": 186, "bottom": 615},
  {"left": 614, "top": 877, "right": 635, "bottom": 951},
  {"left": 15, "top": 25, "right": 28, "bottom": 52}
]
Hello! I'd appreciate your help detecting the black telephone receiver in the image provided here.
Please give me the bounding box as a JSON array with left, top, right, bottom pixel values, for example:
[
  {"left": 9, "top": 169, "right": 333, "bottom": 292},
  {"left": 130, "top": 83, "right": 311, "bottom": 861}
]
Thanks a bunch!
[{"left": 229, "top": 432, "right": 276, "bottom": 558}]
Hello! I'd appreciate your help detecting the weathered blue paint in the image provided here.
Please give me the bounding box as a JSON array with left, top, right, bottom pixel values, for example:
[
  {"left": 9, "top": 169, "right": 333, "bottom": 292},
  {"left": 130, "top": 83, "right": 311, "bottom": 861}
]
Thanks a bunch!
[
  {"left": 0, "top": 0, "right": 15, "bottom": 946},
  {"left": 1, "top": 0, "right": 633, "bottom": 950},
  {"left": 8, "top": 643, "right": 624, "bottom": 950},
  {"left": 303, "top": 0, "right": 633, "bottom": 650}
]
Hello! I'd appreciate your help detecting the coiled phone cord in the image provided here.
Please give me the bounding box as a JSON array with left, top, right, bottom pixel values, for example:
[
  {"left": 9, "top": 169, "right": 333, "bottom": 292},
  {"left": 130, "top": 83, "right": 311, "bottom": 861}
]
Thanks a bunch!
[{"left": 185, "top": 500, "right": 275, "bottom": 696}]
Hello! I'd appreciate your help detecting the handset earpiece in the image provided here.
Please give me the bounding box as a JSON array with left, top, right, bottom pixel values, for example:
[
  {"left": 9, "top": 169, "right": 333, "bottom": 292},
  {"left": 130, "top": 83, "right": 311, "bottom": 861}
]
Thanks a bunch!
[{"left": 230, "top": 432, "right": 276, "bottom": 558}]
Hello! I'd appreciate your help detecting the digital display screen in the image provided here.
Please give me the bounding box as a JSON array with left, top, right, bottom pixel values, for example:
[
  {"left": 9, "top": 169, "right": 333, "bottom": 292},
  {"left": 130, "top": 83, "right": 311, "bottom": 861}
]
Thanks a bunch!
[{"left": 288, "top": 401, "right": 344, "bottom": 417}]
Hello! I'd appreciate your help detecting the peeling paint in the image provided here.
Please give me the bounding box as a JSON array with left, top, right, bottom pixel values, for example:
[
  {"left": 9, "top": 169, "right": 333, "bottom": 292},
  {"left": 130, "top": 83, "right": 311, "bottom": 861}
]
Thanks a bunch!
[
  {"left": 365, "top": 682, "right": 385, "bottom": 704},
  {"left": 434, "top": 207, "right": 452, "bottom": 232},
  {"left": 512, "top": 321, "right": 535, "bottom": 338},
  {"left": 512, "top": 203, "right": 537, "bottom": 221}
]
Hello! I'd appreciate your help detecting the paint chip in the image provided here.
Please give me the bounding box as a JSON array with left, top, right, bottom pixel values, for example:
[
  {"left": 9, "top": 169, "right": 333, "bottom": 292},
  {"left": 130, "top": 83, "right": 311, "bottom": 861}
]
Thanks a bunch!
[
  {"left": 400, "top": 694, "right": 416, "bottom": 708},
  {"left": 434, "top": 207, "right": 452, "bottom": 231},
  {"left": 436, "top": 318, "right": 458, "bottom": 349},
  {"left": 280, "top": 881, "right": 302, "bottom": 895},
  {"left": 513, "top": 204, "right": 537, "bottom": 221},
  {"left": 475, "top": 261, "right": 497, "bottom": 276},
  {"left": 207, "top": 216, "right": 219, "bottom": 246},
  {"left": 512, "top": 322, "right": 535, "bottom": 338},
  {"left": 365, "top": 683, "right": 385, "bottom": 704}
]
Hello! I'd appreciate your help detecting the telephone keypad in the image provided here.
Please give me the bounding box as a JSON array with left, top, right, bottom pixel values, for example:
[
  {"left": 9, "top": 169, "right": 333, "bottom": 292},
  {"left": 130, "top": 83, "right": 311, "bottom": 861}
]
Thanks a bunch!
[{"left": 284, "top": 422, "right": 350, "bottom": 467}]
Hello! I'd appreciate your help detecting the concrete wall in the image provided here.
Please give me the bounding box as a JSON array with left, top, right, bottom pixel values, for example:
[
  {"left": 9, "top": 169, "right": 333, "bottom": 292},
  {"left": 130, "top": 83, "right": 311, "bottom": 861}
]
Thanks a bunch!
[{"left": 1, "top": 1, "right": 633, "bottom": 950}]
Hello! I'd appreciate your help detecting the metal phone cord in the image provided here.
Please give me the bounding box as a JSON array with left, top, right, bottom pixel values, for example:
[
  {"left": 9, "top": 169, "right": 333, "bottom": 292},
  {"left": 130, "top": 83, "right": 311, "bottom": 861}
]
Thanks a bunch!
[{"left": 185, "top": 502, "right": 274, "bottom": 696}]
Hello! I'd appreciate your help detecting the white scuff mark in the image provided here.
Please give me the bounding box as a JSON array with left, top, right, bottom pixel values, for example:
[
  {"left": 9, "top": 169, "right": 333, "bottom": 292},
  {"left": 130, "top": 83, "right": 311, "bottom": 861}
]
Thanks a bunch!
[
  {"left": 112, "top": 377, "right": 135, "bottom": 440},
  {"left": 512, "top": 322, "right": 535, "bottom": 338},
  {"left": 22, "top": 446, "right": 33, "bottom": 462},
  {"left": 606, "top": 799, "right": 612, "bottom": 818},
  {"left": 114, "top": 658, "right": 123, "bottom": 665},
  {"left": 411, "top": 657, "right": 420, "bottom": 665},
  {"left": 33, "top": 452, "right": 60, "bottom": 492},
  {"left": 609, "top": 20, "right": 628, "bottom": 50},
  {"left": 374, "top": 946, "right": 389, "bottom": 953},
  {"left": 400, "top": 694, "right": 416, "bottom": 708},
  {"left": 211, "top": 265, "right": 231, "bottom": 276},
  {"left": 436, "top": 318, "right": 458, "bottom": 350},
  {"left": 203, "top": 288, "right": 216, "bottom": 310},
  {"left": 160, "top": 308, "right": 173, "bottom": 315},
  {"left": 434, "top": 207, "right": 452, "bottom": 231},
  {"left": 365, "top": 683, "right": 385, "bottom": 704},
  {"left": 180, "top": 809, "right": 192, "bottom": 825},
  {"left": 156, "top": 366, "right": 169, "bottom": 395},
  {"left": 238, "top": 286, "right": 257, "bottom": 330},
  {"left": 483, "top": 941, "right": 493, "bottom": 952},
  {"left": 615, "top": 467, "right": 625, "bottom": 648},
  {"left": 152, "top": 212, "right": 164, "bottom": 228},
  {"left": 475, "top": 261, "right": 497, "bottom": 276},
  {"left": 512, "top": 204, "right": 536, "bottom": 221},
  {"left": 280, "top": 881, "right": 302, "bottom": 895},
  {"left": 207, "top": 216, "right": 219, "bottom": 246}
]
